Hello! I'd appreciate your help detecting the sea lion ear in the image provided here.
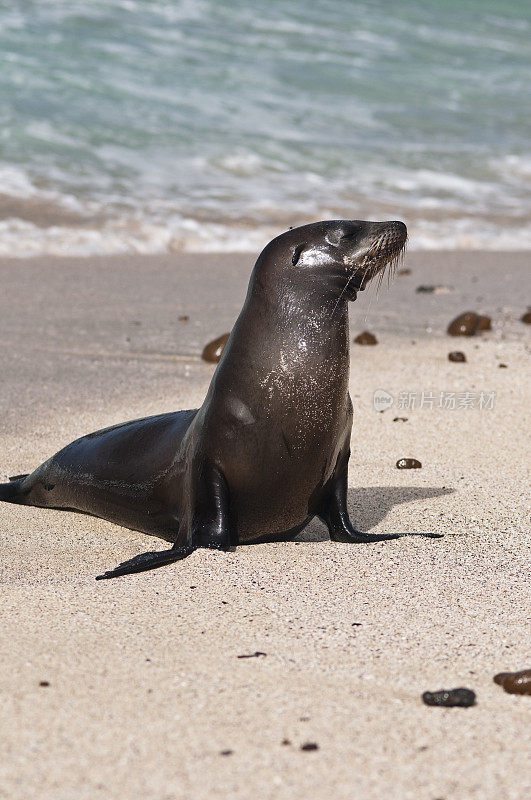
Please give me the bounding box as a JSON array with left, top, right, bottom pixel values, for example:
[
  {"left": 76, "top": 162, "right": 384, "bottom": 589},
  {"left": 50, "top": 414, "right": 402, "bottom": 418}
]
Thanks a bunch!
[
  {"left": 325, "top": 229, "right": 342, "bottom": 246},
  {"left": 292, "top": 244, "right": 305, "bottom": 265}
]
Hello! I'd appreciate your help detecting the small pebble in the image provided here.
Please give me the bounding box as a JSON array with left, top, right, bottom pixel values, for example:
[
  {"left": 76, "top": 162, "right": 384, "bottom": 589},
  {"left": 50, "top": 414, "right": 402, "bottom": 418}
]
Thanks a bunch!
[
  {"left": 281, "top": 739, "right": 291, "bottom": 746},
  {"left": 202, "top": 332, "right": 230, "bottom": 363},
  {"left": 397, "top": 268, "right": 411, "bottom": 276},
  {"left": 447, "top": 312, "right": 479, "bottom": 336},
  {"left": 178, "top": 315, "right": 189, "bottom": 322},
  {"left": 498, "top": 363, "right": 508, "bottom": 369},
  {"left": 393, "top": 417, "right": 408, "bottom": 422},
  {"left": 447, "top": 311, "right": 490, "bottom": 336},
  {"left": 39, "top": 681, "right": 50, "bottom": 687},
  {"left": 354, "top": 331, "right": 378, "bottom": 345},
  {"left": 300, "top": 742, "right": 319, "bottom": 751},
  {"left": 493, "top": 669, "right": 531, "bottom": 695},
  {"left": 521, "top": 311, "right": 531, "bottom": 324},
  {"left": 396, "top": 458, "right": 422, "bottom": 469},
  {"left": 422, "top": 688, "right": 476, "bottom": 707},
  {"left": 448, "top": 351, "right": 466, "bottom": 362},
  {"left": 220, "top": 749, "right": 233, "bottom": 756},
  {"left": 415, "top": 285, "right": 452, "bottom": 294}
]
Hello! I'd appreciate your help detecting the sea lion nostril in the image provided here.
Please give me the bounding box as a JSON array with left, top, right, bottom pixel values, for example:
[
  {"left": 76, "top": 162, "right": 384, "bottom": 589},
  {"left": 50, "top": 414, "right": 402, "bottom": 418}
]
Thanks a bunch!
[{"left": 391, "top": 220, "right": 408, "bottom": 239}]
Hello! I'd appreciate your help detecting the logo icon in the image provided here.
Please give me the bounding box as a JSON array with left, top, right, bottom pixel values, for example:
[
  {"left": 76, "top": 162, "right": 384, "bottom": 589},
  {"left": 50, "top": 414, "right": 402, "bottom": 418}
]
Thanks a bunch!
[{"left": 373, "top": 389, "right": 394, "bottom": 412}]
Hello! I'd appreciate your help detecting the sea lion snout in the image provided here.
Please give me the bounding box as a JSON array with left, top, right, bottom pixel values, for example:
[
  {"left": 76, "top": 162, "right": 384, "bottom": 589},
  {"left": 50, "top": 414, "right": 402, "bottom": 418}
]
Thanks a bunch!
[
  {"left": 346, "top": 220, "right": 408, "bottom": 288},
  {"left": 387, "top": 219, "right": 407, "bottom": 237},
  {"left": 380, "top": 219, "right": 408, "bottom": 251},
  {"left": 332, "top": 219, "right": 407, "bottom": 267},
  {"left": 359, "top": 220, "right": 407, "bottom": 258}
]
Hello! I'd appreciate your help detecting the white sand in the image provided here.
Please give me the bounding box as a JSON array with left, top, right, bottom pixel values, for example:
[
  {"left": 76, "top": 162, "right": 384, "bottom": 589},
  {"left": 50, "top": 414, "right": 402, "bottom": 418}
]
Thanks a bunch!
[{"left": 0, "top": 250, "right": 529, "bottom": 799}]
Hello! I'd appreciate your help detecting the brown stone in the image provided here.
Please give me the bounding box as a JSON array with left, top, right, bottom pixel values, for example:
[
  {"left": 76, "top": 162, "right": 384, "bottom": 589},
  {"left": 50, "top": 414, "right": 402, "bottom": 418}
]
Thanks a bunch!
[
  {"left": 448, "top": 351, "right": 466, "bottom": 362},
  {"left": 354, "top": 331, "right": 378, "bottom": 345},
  {"left": 447, "top": 312, "right": 480, "bottom": 336},
  {"left": 493, "top": 669, "right": 531, "bottom": 695},
  {"left": 201, "top": 332, "right": 230, "bottom": 363},
  {"left": 396, "top": 458, "right": 422, "bottom": 469}
]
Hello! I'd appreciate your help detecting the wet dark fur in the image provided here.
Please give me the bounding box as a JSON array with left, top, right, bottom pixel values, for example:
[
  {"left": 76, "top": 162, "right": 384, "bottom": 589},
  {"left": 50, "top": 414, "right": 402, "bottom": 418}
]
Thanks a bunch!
[{"left": 1, "top": 219, "right": 440, "bottom": 579}]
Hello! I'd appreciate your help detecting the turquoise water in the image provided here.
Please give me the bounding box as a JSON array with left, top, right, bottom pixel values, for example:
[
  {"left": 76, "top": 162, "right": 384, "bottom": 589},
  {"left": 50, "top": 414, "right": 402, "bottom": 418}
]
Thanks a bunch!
[{"left": 1, "top": 0, "right": 530, "bottom": 254}]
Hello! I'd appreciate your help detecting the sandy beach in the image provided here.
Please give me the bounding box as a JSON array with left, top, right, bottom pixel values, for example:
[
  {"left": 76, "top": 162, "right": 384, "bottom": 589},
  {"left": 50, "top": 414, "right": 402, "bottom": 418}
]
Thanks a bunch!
[{"left": 0, "top": 249, "right": 529, "bottom": 800}]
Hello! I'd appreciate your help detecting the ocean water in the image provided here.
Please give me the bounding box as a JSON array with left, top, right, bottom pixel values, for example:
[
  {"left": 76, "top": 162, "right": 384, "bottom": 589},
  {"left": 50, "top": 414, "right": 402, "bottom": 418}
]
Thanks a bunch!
[{"left": 1, "top": 0, "right": 530, "bottom": 255}]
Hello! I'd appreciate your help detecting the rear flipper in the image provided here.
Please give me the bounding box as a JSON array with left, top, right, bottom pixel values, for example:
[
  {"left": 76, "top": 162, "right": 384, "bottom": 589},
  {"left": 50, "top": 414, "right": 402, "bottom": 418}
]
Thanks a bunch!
[
  {"left": 0, "top": 478, "right": 27, "bottom": 504},
  {"left": 96, "top": 544, "right": 196, "bottom": 580},
  {"left": 319, "top": 458, "right": 443, "bottom": 543}
]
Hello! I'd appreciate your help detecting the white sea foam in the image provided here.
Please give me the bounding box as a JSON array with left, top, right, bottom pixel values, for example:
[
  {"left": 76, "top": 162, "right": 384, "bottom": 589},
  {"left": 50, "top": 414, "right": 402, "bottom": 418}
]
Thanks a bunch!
[
  {"left": 0, "top": 165, "right": 42, "bottom": 199},
  {"left": 0, "top": 0, "right": 529, "bottom": 256},
  {"left": 1, "top": 211, "right": 530, "bottom": 258}
]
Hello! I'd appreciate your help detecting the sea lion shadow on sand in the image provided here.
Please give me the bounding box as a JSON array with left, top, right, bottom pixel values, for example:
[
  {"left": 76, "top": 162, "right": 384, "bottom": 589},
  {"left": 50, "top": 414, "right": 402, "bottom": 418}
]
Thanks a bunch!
[{"left": 296, "top": 486, "right": 455, "bottom": 542}]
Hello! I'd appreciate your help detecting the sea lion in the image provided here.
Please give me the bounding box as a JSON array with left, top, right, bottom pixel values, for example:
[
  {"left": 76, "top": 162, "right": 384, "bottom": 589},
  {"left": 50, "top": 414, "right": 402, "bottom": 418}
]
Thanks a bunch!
[{"left": 0, "top": 219, "right": 440, "bottom": 580}]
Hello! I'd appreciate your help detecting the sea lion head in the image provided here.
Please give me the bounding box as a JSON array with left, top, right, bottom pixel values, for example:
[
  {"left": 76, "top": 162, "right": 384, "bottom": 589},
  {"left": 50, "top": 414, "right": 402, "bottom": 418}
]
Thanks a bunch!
[{"left": 256, "top": 219, "right": 407, "bottom": 302}]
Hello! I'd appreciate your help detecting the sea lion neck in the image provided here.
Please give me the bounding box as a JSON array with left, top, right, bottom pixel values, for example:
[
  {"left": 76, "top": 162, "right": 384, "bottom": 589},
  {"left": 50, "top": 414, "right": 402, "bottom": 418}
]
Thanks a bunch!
[
  {"left": 212, "top": 259, "right": 351, "bottom": 396},
  {"left": 239, "top": 264, "right": 350, "bottom": 341},
  {"left": 247, "top": 253, "right": 344, "bottom": 317}
]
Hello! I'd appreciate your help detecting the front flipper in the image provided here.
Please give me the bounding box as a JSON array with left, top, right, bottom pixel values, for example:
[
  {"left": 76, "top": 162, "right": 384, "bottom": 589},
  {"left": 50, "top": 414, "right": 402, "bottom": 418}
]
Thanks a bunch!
[
  {"left": 96, "top": 545, "right": 195, "bottom": 580},
  {"left": 96, "top": 461, "right": 233, "bottom": 580},
  {"left": 319, "top": 457, "right": 443, "bottom": 543}
]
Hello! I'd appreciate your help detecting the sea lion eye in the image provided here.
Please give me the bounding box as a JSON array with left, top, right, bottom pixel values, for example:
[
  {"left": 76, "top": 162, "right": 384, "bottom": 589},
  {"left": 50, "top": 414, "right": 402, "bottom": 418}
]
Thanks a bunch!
[{"left": 292, "top": 244, "right": 305, "bottom": 265}]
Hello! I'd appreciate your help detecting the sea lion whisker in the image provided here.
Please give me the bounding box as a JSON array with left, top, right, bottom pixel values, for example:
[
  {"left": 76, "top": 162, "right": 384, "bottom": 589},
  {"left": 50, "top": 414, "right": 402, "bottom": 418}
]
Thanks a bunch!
[
  {"left": 331, "top": 257, "right": 373, "bottom": 317},
  {"left": 331, "top": 272, "right": 357, "bottom": 316}
]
